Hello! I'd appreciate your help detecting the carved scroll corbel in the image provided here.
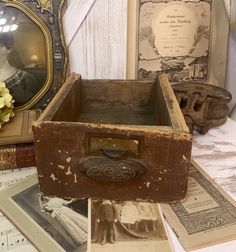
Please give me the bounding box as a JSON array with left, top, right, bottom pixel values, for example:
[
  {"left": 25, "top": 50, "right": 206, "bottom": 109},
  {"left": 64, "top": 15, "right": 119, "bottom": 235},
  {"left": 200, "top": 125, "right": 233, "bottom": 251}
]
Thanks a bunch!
[{"left": 172, "top": 82, "right": 232, "bottom": 134}]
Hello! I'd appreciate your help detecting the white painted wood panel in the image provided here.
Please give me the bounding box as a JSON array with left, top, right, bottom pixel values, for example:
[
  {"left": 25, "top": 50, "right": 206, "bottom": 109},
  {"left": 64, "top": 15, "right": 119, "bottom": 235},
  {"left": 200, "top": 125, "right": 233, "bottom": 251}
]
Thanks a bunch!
[
  {"left": 63, "top": 0, "right": 128, "bottom": 79},
  {"left": 225, "top": 0, "right": 236, "bottom": 116},
  {"left": 63, "top": 0, "right": 95, "bottom": 46}
]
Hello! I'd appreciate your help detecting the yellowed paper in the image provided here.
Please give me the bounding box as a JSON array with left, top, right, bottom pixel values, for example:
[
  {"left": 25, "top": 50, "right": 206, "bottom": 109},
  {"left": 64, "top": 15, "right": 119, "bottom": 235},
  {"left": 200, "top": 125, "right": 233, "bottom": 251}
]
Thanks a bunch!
[{"left": 161, "top": 160, "right": 236, "bottom": 251}]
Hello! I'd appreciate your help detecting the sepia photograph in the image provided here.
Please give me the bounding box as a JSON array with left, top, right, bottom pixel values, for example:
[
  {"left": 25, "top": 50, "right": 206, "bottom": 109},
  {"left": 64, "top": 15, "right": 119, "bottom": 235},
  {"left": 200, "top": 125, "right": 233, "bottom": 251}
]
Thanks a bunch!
[
  {"left": 91, "top": 199, "right": 171, "bottom": 252},
  {"left": 0, "top": 0, "right": 68, "bottom": 110},
  {"left": 0, "top": 174, "right": 89, "bottom": 252},
  {"left": 0, "top": 3, "right": 47, "bottom": 107}
]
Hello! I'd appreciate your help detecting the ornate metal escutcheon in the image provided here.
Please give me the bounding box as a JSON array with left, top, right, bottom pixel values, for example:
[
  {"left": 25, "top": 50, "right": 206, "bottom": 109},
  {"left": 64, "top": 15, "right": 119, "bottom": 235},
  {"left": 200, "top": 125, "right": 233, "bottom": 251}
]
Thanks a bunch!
[{"left": 77, "top": 149, "right": 146, "bottom": 182}]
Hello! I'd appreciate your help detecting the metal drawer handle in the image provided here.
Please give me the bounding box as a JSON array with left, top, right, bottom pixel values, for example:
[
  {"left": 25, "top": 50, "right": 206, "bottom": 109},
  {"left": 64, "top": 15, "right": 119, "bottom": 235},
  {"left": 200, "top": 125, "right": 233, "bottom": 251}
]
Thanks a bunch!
[
  {"left": 102, "top": 148, "right": 127, "bottom": 159},
  {"left": 77, "top": 156, "right": 146, "bottom": 182}
]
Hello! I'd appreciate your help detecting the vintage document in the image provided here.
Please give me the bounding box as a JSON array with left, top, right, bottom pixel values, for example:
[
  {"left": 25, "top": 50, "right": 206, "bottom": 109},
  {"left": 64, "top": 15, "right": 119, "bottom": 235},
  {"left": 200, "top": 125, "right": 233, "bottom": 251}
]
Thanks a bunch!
[
  {"left": 161, "top": 160, "right": 236, "bottom": 251},
  {"left": 137, "top": 0, "right": 212, "bottom": 81}
]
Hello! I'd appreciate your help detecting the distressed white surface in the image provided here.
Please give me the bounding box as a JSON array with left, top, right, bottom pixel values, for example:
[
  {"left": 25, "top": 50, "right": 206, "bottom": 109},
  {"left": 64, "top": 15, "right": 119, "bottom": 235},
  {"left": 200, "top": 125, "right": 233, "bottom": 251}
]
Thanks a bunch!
[
  {"left": 226, "top": 0, "right": 236, "bottom": 111},
  {"left": 226, "top": 30, "right": 236, "bottom": 111},
  {"left": 64, "top": 0, "right": 128, "bottom": 79},
  {"left": 192, "top": 118, "right": 236, "bottom": 200},
  {"left": 0, "top": 167, "right": 36, "bottom": 191},
  {"left": 166, "top": 118, "right": 236, "bottom": 252},
  {"left": 209, "top": 0, "right": 229, "bottom": 87},
  {"left": 63, "top": 0, "right": 95, "bottom": 46}
]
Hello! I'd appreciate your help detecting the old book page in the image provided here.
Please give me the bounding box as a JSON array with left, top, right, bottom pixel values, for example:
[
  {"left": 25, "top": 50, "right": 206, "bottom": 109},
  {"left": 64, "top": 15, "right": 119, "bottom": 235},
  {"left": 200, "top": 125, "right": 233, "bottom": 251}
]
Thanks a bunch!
[
  {"left": 160, "top": 160, "right": 236, "bottom": 251},
  {"left": 0, "top": 110, "right": 40, "bottom": 145}
]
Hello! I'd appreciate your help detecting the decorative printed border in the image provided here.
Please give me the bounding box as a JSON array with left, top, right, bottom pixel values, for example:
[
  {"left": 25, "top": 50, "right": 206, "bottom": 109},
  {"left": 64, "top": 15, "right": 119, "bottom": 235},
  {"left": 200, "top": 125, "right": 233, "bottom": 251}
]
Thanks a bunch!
[
  {"left": 137, "top": 0, "right": 212, "bottom": 82},
  {"left": 169, "top": 163, "right": 236, "bottom": 235}
]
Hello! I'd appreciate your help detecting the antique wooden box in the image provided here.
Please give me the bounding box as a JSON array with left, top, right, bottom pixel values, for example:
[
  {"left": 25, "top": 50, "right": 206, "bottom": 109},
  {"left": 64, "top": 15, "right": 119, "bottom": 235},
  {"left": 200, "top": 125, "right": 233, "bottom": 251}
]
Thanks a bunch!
[{"left": 33, "top": 73, "right": 192, "bottom": 202}]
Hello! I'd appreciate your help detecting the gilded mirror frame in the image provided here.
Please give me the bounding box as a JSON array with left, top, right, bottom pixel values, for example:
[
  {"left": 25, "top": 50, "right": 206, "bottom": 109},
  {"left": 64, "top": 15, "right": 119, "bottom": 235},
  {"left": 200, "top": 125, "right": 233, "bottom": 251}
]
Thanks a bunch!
[{"left": 0, "top": 0, "right": 67, "bottom": 110}]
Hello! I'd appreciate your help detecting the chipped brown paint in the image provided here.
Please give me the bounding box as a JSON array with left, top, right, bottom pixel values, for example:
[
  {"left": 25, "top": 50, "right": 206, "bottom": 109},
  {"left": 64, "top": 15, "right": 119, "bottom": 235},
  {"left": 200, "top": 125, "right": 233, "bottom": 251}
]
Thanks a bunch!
[{"left": 33, "top": 73, "right": 192, "bottom": 202}]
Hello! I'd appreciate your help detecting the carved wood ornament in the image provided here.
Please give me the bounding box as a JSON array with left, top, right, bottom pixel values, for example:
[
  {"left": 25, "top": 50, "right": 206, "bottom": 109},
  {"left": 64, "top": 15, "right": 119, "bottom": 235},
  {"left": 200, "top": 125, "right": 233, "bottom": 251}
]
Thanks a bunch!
[{"left": 172, "top": 82, "right": 232, "bottom": 134}]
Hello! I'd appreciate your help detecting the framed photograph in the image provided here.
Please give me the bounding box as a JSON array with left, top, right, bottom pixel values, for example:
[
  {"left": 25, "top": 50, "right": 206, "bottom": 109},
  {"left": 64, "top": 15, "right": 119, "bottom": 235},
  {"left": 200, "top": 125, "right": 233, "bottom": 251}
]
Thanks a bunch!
[
  {"left": 0, "top": 174, "right": 89, "bottom": 252},
  {"left": 91, "top": 199, "right": 171, "bottom": 251},
  {"left": 0, "top": 0, "right": 68, "bottom": 110},
  {"left": 127, "top": 0, "right": 229, "bottom": 87}
]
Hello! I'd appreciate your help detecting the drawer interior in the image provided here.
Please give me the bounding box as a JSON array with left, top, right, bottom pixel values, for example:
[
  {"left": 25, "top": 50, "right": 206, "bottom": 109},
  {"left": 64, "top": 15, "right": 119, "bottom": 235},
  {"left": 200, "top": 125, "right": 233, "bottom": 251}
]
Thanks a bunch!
[
  {"left": 77, "top": 80, "right": 171, "bottom": 126},
  {"left": 46, "top": 77, "right": 173, "bottom": 127}
]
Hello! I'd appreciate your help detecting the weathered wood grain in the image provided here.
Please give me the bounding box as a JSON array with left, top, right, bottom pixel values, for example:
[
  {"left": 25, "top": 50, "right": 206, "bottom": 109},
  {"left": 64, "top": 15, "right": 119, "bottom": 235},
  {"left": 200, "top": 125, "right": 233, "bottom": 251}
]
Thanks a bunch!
[
  {"left": 63, "top": 0, "right": 128, "bottom": 79},
  {"left": 63, "top": 0, "right": 95, "bottom": 46},
  {"left": 33, "top": 74, "right": 192, "bottom": 202}
]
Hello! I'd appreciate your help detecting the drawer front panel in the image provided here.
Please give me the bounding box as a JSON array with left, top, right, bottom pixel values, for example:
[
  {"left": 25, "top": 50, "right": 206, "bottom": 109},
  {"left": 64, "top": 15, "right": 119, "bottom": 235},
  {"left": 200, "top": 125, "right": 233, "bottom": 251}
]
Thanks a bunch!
[{"left": 33, "top": 123, "right": 192, "bottom": 202}]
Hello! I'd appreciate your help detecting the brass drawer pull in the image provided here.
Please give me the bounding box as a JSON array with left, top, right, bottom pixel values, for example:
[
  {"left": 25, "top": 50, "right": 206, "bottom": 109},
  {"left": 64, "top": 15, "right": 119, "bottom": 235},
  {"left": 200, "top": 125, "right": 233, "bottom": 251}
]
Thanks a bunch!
[
  {"left": 102, "top": 148, "right": 127, "bottom": 159},
  {"left": 77, "top": 156, "right": 146, "bottom": 182}
]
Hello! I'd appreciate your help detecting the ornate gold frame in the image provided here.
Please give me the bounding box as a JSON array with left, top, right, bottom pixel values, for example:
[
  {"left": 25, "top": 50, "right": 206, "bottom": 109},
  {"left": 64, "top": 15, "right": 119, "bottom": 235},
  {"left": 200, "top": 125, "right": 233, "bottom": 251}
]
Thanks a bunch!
[{"left": 0, "top": 0, "right": 67, "bottom": 110}]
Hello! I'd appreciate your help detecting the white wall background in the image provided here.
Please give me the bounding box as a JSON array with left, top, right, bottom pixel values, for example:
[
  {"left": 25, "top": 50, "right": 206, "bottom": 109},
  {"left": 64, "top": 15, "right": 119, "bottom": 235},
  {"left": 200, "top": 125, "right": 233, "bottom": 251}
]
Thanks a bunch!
[
  {"left": 62, "top": 0, "right": 236, "bottom": 116},
  {"left": 63, "top": 0, "right": 127, "bottom": 79},
  {"left": 226, "top": 0, "right": 236, "bottom": 117}
]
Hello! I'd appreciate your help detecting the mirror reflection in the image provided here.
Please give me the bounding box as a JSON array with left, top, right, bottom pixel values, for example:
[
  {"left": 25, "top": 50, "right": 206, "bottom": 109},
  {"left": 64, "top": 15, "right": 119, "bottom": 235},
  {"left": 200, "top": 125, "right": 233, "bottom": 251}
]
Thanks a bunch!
[{"left": 0, "top": 5, "right": 46, "bottom": 107}]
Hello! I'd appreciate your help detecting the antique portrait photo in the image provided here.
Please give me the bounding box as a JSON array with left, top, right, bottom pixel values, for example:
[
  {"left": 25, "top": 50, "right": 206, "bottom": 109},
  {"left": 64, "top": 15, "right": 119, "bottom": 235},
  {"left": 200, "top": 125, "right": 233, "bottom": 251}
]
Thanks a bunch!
[
  {"left": 0, "top": 174, "right": 89, "bottom": 252},
  {"left": 12, "top": 185, "right": 88, "bottom": 252},
  {"left": 0, "top": 3, "right": 47, "bottom": 107},
  {"left": 91, "top": 199, "right": 171, "bottom": 252}
]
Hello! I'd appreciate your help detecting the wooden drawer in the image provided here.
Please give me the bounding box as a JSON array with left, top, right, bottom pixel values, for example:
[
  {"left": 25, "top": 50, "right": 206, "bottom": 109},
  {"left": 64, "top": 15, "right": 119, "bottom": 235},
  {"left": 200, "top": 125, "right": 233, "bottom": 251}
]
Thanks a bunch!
[{"left": 33, "top": 73, "right": 192, "bottom": 202}]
